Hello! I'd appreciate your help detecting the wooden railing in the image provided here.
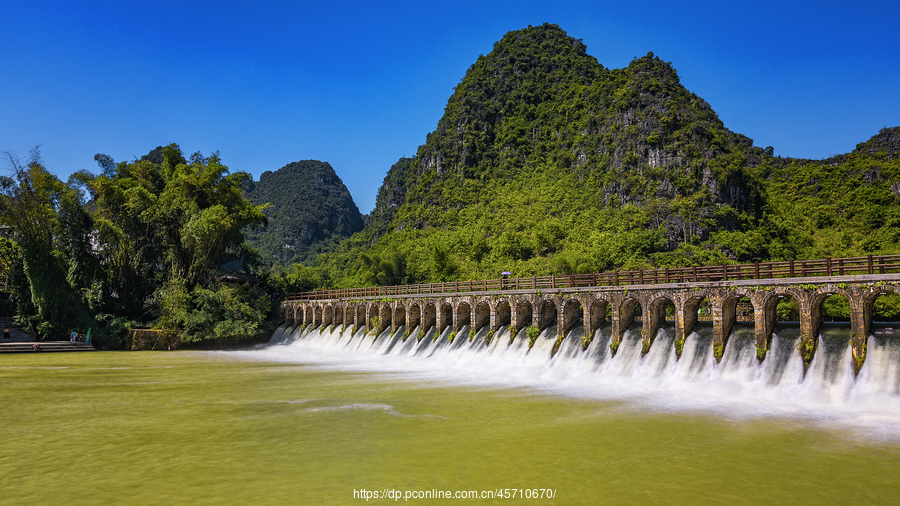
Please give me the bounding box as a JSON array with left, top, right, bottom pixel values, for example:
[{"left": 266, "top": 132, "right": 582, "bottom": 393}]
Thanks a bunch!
[{"left": 283, "top": 254, "right": 900, "bottom": 301}]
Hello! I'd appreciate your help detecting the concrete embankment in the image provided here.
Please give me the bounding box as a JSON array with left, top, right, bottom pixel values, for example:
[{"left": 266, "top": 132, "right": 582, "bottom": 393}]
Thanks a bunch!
[{"left": 0, "top": 341, "right": 95, "bottom": 353}]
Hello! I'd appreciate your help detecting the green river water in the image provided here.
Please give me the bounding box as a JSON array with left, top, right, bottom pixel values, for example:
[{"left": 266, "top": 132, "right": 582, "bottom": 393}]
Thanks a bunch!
[{"left": 2, "top": 349, "right": 900, "bottom": 505}]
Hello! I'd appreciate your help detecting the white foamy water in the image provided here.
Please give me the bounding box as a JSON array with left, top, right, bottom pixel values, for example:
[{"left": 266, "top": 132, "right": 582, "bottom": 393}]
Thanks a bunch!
[{"left": 244, "top": 321, "right": 900, "bottom": 438}]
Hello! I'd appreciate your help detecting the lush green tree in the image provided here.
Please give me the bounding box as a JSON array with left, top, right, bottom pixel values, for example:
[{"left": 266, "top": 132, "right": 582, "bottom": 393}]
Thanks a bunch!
[
  {"left": 0, "top": 144, "right": 271, "bottom": 346},
  {"left": 267, "top": 263, "right": 328, "bottom": 296},
  {"left": 0, "top": 148, "right": 94, "bottom": 339},
  {"left": 88, "top": 144, "right": 269, "bottom": 342},
  {"left": 154, "top": 279, "right": 270, "bottom": 344},
  {"left": 430, "top": 240, "right": 458, "bottom": 282}
]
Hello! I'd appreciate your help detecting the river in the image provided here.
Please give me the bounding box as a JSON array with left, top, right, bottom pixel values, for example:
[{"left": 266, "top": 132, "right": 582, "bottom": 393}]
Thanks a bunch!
[{"left": 2, "top": 323, "right": 899, "bottom": 504}]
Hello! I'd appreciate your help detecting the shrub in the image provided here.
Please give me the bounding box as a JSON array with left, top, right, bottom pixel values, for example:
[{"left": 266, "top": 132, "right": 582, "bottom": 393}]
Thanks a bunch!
[
  {"left": 526, "top": 325, "right": 539, "bottom": 348},
  {"left": 580, "top": 334, "right": 592, "bottom": 350},
  {"left": 797, "top": 335, "right": 815, "bottom": 364}
]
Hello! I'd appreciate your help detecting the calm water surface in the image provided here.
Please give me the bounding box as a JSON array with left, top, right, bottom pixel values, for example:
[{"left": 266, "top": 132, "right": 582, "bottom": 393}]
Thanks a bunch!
[{"left": 2, "top": 345, "right": 900, "bottom": 505}]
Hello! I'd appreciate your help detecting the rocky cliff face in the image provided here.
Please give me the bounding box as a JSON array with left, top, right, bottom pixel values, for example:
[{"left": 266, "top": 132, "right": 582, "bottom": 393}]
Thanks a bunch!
[
  {"left": 855, "top": 126, "right": 900, "bottom": 160},
  {"left": 244, "top": 160, "right": 364, "bottom": 265}
]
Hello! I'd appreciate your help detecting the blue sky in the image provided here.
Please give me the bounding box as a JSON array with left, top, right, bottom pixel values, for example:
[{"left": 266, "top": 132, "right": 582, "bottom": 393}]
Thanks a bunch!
[{"left": 2, "top": 0, "right": 898, "bottom": 213}]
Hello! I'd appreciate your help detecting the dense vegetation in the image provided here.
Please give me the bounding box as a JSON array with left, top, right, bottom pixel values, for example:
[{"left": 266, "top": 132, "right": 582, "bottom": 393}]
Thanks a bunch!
[
  {"left": 0, "top": 145, "right": 274, "bottom": 347},
  {"left": 243, "top": 160, "right": 364, "bottom": 266}
]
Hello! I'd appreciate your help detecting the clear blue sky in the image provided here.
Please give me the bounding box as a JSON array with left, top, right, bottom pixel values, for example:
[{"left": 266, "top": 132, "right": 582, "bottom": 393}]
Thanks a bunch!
[{"left": 2, "top": 0, "right": 898, "bottom": 213}]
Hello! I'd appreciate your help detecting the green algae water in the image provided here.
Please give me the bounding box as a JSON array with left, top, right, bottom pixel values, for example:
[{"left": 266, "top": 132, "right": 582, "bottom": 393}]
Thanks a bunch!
[{"left": 2, "top": 347, "right": 900, "bottom": 505}]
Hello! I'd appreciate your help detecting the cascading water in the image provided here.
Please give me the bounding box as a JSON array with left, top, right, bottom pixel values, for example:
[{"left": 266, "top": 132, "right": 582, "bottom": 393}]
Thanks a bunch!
[{"left": 261, "top": 319, "right": 900, "bottom": 429}]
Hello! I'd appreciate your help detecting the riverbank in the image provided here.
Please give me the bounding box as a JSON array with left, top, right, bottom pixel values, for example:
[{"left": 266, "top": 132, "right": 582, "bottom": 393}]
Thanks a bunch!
[{"left": 126, "top": 329, "right": 273, "bottom": 351}]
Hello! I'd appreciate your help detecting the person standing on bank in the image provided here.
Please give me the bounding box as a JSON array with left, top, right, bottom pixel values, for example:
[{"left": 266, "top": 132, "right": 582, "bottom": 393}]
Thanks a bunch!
[{"left": 3, "top": 328, "right": 9, "bottom": 340}]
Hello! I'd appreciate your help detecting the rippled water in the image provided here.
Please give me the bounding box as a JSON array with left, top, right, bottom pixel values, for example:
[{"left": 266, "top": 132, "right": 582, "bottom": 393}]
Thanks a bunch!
[{"left": 1, "top": 322, "right": 899, "bottom": 505}]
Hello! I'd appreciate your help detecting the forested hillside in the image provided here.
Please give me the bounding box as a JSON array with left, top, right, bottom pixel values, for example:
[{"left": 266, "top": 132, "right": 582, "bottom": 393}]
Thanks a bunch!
[
  {"left": 244, "top": 160, "right": 364, "bottom": 266},
  {"left": 762, "top": 128, "right": 900, "bottom": 258},
  {"left": 309, "top": 23, "right": 899, "bottom": 289}
]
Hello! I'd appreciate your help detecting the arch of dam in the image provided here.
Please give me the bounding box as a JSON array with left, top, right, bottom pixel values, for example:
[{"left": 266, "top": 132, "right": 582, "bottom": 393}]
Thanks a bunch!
[{"left": 280, "top": 256, "right": 900, "bottom": 374}]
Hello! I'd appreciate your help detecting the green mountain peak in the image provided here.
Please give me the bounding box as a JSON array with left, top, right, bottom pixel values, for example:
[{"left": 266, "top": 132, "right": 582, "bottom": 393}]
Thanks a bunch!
[{"left": 312, "top": 25, "right": 899, "bottom": 288}]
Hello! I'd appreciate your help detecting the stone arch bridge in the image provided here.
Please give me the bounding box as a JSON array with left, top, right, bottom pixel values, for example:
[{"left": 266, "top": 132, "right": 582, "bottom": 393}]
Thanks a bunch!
[{"left": 281, "top": 259, "right": 900, "bottom": 374}]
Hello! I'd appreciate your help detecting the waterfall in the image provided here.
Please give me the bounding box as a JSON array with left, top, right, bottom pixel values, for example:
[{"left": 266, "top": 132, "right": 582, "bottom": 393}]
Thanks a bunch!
[{"left": 262, "top": 321, "right": 900, "bottom": 419}]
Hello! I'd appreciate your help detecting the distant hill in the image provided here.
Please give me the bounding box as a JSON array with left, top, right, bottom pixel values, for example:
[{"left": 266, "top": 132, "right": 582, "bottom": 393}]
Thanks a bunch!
[
  {"left": 312, "top": 23, "right": 899, "bottom": 288},
  {"left": 243, "top": 160, "right": 364, "bottom": 266}
]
